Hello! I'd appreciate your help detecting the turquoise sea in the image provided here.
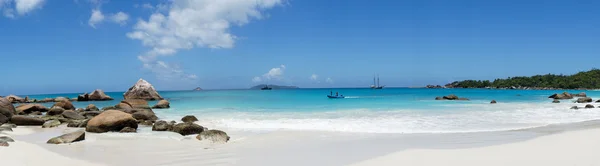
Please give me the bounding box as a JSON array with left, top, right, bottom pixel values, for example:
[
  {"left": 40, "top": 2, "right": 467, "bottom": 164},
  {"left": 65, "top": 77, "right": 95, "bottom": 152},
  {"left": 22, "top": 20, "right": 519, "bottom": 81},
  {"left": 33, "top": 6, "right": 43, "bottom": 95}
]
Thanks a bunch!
[{"left": 19, "top": 88, "right": 600, "bottom": 133}]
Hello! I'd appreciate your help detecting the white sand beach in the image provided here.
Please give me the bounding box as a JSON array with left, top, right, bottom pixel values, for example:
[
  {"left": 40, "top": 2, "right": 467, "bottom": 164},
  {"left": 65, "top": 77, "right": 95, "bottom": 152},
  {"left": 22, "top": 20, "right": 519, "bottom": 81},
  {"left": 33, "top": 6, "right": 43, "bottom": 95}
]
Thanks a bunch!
[{"left": 2, "top": 122, "right": 600, "bottom": 166}]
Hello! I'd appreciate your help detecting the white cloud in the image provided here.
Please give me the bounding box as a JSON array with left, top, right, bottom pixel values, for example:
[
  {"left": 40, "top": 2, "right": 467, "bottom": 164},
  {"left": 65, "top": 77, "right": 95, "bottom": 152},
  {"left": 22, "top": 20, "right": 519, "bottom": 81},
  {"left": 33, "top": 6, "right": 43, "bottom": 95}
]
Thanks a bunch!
[
  {"left": 111, "top": 11, "right": 128, "bottom": 25},
  {"left": 326, "top": 77, "right": 334, "bottom": 84},
  {"left": 0, "top": 0, "right": 45, "bottom": 18},
  {"left": 142, "top": 3, "right": 153, "bottom": 9},
  {"left": 88, "top": 9, "right": 104, "bottom": 28},
  {"left": 128, "top": 0, "right": 283, "bottom": 81},
  {"left": 143, "top": 61, "right": 197, "bottom": 81},
  {"left": 310, "top": 74, "right": 318, "bottom": 81},
  {"left": 14, "top": 0, "right": 44, "bottom": 15},
  {"left": 252, "top": 76, "right": 262, "bottom": 83}
]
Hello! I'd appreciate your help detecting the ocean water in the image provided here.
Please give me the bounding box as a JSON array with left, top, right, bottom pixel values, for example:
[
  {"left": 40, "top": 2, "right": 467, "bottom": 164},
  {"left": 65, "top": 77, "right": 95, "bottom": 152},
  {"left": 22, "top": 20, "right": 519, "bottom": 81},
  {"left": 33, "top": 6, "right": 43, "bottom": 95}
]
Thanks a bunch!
[{"left": 19, "top": 88, "right": 600, "bottom": 134}]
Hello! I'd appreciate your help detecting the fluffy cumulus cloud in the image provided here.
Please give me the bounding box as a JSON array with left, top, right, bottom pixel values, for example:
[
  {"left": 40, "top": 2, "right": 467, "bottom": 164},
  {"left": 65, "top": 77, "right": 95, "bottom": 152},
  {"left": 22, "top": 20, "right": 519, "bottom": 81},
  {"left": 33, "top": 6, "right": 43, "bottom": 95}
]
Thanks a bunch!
[
  {"left": 88, "top": 9, "right": 129, "bottom": 28},
  {"left": 0, "top": 0, "right": 45, "bottom": 18},
  {"left": 88, "top": 9, "right": 104, "bottom": 28},
  {"left": 111, "top": 11, "right": 129, "bottom": 25},
  {"left": 128, "top": 0, "right": 283, "bottom": 81},
  {"left": 143, "top": 61, "right": 197, "bottom": 81},
  {"left": 252, "top": 65, "right": 286, "bottom": 82}
]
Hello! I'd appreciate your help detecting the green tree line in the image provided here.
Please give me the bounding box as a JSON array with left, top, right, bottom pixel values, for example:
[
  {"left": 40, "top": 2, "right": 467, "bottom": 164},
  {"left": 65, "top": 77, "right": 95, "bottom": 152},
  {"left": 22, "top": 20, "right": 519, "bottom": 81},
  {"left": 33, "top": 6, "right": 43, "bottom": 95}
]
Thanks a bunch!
[{"left": 447, "top": 69, "right": 600, "bottom": 89}]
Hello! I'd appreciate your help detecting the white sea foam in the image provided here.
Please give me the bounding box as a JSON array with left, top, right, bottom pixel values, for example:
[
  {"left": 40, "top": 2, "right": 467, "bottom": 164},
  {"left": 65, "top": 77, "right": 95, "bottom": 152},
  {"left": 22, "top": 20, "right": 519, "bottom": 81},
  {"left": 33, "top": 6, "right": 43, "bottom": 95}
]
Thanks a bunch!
[{"left": 157, "top": 102, "right": 600, "bottom": 134}]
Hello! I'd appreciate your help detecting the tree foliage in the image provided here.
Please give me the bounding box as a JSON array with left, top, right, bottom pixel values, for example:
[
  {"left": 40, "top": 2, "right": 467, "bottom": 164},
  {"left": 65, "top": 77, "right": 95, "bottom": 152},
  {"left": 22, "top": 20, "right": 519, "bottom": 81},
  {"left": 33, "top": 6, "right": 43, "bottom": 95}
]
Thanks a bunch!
[{"left": 448, "top": 69, "right": 600, "bottom": 89}]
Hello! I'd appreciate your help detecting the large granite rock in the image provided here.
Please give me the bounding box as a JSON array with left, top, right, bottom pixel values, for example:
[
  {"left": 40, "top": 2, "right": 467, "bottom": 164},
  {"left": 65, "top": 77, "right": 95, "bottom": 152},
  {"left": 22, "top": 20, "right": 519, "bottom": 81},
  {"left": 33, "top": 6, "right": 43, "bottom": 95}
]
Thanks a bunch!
[
  {"left": 585, "top": 104, "right": 595, "bottom": 109},
  {"left": 181, "top": 115, "right": 198, "bottom": 123},
  {"left": 62, "top": 110, "right": 86, "bottom": 120},
  {"left": 77, "top": 93, "right": 89, "bottom": 101},
  {"left": 85, "top": 104, "right": 100, "bottom": 112},
  {"left": 86, "top": 110, "right": 138, "bottom": 133},
  {"left": 52, "top": 100, "right": 75, "bottom": 110},
  {"left": 172, "top": 122, "right": 204, "bottom": 136},
  {"left": 88, "top": 89, "right": 114, "bottom": 101},
  {"left": 123, "top": 79, "right": 163, "bottom": 100},
  {"left": 435, "top": 94, "right": 468, "bottom": 101},
  {"left": 574, "top": 92, "right": 587, "bottom": 97},
  {"left": 42, "top": 120, "right": 61, "bottom": 128},
  {"left": 120, "top": 99, "right": 151, "bottom": 110},
  {"left": 196, "top": 130, "right": 230, "bottom": 143},
  {"left": 47, "top": 130, "right": 85, "bottom": 144},
  {"left": 549, "top": 92, "right": 573, "bottom": 99},
  {"left": 131, "top": 109, "right": 158, "bottom": 121},
  {"left": 10, "top": 115, "right": 45, "bottom": 126},
  {"left": 0, "top": 98, "right": 15, "bottom": 125},
  {"left": 67, "top": 119, "right": 89, "bottom": 128},
  {"left": 15, "top": 104, "right": 49, "bottom": 114},
  {"left": 47, "top": 107, "right": 66, "bottom": 116},
  {"left": 81, "top": 111, "right": 101, "bottom": 119},
  {"left": 152, "top": 100, "right": 170, "bottom": 109},
  {"left": 576, "top": 97, "right": 593, "bottom": 103},
  {"left": 5, "top": 95, "right": 26, "bottom": 103},
  {"left": 152, "top": 120, "right": 172, "bottom": 131}
]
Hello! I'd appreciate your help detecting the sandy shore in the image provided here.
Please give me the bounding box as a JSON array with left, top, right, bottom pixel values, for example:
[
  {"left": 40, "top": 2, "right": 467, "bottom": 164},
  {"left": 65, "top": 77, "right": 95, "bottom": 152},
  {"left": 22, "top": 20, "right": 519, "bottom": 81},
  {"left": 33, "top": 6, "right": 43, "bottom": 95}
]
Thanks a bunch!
[
  {"left": 351, "top": 128, "right": 600, "bottom": 166},
  {"left": 2, "top": 121, "right": 600, "bottom": 166}
]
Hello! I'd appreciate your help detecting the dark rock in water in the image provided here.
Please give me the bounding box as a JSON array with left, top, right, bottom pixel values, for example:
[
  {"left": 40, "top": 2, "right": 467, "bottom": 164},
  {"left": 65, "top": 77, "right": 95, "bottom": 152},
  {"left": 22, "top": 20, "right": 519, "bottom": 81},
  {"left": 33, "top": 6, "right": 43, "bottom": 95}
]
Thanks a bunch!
[
  {"left": 516, "top": 94, "right": 522, "bottom": 96},
  {"left": 10, "top": 115, "right": 45, "bottom": 126},
  {"left": 119, "top": 127, "right": 137, "bottom": 133},
  {"left": 0, "top": 136, "right": 14, "bottom": 142},
  {"left": 434, "top": 96, "right": 444, "bottom": 100},
  {"left": 152, "top": 120, "right": 172, "bottom": 131},
  {"left": 123, "top": 79, "right": 163, "bottom": 100},
  {"left": 490, "top": 100, "right": 497, "bottom": 104},
  {"left": 86, "top": 110, "right": 138, "bottom": 133},
  {"left": 196, "top": 130, "right": 230, "bottom": 143},
  {"left": 40, "top": 98, "right": 54, "bottom": 103},
  {"left": 131, "top": 109, "right": 158, "bottom": 121},
  {"left": 576, "top": 97, "right": 593, "bottom": 103},
  {"left": 85, "top": 104, "right": 100, "bottom": 112},
  {"left": 52, "top": 100, "right": 75, "bottom": 110},
  {"left": 47, "top": 107, "right": 66, "bottom": 116},
  {"left": 152, "top": 100, "right": 170, "bottom": 109},
  {"left": 574, "top": 92, "right": 587, "bottom": 97},
  {"left": 88, "top": 89, "right": 114, "bottom": 101},
  {"left": 67, "top": 119, "right": 89, "bottom": 128},
  {"left": 81, "top": 111, "right": 101, "bottom": 119},
  {"left": 549, "top": 92, "right": 573, "bottom": 100},
  {"left": 585, "top": 104, "right": 595, "bottom": 109},
  {"left": 42, "top": 120, "right": 61, "bottom": 128},
  {"left": 172, "top": 122, "right": 204, "bottom": 136},
  {"left": 54, "top": 97, "right": 70, "bottom": 102},
  {"left": 570, "top": 106, "right": 579, "bottom": 110},
  {"left": 443, "top": 94, "right": 459, "bottom": 100},
  {"left": 552, "top": 99, "right": 560, "bottom": 103},
  {"left": 0, "top": 98, "right": 16, "bottom": 125},
  {"left": 15, "top": 104, "right": 49, "bottom": 114},
  {"left": 457, "top": 98, "right": 470, "bottom": 101},
  {"left": 181, "top": 115, "right": 198, "bottom": 123},
  {"left": 139, "top": 120, "right": 154, "bottom": 126},
  {"left": 62, "top": 110, "right": 86, "bottom": 120},
  {"left": 0, "top": 141, "right": 8, "bottom": 147},
  {"left": 47, "top": 130, "right": 85, "bottom": 144},
  {"left": 77, "top": 93, "right": 89, "bottom": 101}
]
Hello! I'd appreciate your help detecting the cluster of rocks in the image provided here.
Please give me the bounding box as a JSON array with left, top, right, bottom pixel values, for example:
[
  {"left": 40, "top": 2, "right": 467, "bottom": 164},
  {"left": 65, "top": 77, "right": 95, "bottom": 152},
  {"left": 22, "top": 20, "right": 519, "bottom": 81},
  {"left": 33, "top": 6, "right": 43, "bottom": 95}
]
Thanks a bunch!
[
  {"left": 0, "top": 79, "right": 227, "bottom": 147},
  {"left": 435, "top": 94, "right": 469, "bottom": 101},
  {"left": 548, "top": 92, "right": 587, "bottom": 100},
  {"left": 3, "top": 89, "right": 114, "bottom": 104},
  {"left": 425, "top": 85, "right": 444, "bottom": 89}
]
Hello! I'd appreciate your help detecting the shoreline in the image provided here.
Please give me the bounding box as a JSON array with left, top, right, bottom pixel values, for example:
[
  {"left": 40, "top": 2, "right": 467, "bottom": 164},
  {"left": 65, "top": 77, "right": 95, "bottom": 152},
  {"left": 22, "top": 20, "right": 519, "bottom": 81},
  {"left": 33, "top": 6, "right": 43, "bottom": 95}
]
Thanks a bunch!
[{"left": 3, "top": 119, "right": 600, "bottom": 166}]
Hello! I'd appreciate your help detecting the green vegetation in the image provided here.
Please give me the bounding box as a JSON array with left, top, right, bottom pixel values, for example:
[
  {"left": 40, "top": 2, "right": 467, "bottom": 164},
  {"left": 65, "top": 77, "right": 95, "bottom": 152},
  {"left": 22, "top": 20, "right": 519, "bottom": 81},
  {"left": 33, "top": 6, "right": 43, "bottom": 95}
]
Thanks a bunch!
[{"left": 447, "top": 69, "right": 600, "bottom": 89}]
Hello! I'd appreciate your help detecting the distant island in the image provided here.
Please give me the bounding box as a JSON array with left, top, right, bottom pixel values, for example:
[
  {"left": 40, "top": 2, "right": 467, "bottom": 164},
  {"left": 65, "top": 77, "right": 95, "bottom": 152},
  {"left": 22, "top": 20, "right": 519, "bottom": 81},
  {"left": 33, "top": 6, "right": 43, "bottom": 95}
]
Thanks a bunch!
[
  {"left": 428, "top": 69, "right": 600, "bottom": 90},
  {"left": 250, "top": 84, "right": 299, "bottom": 90},
  {"left": 193, "top": 87, "right": 202, "bottom": 91}
]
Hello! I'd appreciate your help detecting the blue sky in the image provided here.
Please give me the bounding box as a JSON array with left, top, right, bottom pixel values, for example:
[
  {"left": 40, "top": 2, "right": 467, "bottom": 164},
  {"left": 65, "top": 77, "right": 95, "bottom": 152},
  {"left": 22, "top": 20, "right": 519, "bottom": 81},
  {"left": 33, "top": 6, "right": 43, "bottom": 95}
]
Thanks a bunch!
[{"left": 1, "top": 0, "right": 599, "bottom": 95}]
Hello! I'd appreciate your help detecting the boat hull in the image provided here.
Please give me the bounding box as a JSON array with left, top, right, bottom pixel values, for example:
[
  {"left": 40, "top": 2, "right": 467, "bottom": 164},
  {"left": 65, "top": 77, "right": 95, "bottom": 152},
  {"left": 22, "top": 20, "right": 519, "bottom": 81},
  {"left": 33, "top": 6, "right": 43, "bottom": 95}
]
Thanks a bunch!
[{"left": 327, "top": 95, "right": 345, "bottom": 99}]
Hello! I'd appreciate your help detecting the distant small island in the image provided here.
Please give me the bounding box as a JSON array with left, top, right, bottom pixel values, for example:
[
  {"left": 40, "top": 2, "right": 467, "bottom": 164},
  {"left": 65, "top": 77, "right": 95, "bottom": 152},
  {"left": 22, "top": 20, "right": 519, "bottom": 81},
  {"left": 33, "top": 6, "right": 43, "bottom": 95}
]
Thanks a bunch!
[
  {"left": 250, "top": 84, "right": 299, "bottom": 90},
  {"left": 193, "top": 87, "right": 202, "bottom": 91},
  {"left": 428, "top": 69, "right": 600, "bottom": 90}
]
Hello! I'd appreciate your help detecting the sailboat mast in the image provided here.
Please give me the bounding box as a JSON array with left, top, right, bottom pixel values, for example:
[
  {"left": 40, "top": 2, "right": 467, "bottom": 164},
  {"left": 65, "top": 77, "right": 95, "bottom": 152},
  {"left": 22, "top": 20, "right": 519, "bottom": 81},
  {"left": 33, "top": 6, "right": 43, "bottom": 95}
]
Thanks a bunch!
[{"left": 377, "top": 75, "right": 380, "bottom": 87}]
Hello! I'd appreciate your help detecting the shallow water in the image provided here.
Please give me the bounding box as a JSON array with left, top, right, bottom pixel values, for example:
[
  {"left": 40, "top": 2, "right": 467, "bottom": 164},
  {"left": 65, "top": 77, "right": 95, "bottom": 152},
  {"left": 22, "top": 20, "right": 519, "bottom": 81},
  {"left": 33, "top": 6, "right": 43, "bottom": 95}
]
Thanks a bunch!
[{"left": 18, "top": 88, "right": 600, "bottom": 133}]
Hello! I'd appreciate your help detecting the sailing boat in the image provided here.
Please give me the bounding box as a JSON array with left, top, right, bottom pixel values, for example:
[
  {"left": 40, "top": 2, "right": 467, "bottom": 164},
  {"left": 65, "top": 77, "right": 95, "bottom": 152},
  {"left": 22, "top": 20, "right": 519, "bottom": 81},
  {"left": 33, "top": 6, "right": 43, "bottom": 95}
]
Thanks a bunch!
[{"left": 370, "top": 75, "right": 385, "bottom": 89}]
